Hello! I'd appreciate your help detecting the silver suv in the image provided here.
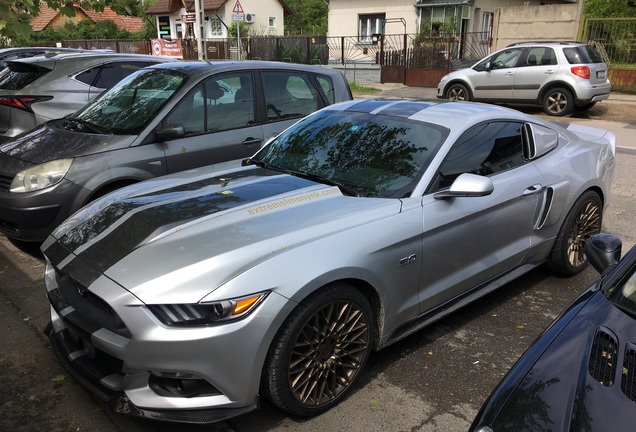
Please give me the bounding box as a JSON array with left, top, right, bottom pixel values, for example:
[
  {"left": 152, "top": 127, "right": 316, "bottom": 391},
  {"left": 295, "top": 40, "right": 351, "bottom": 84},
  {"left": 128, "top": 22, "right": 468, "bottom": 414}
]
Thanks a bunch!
[
  {"left": 436, "top": 41, "right": 611, "bottom": 116},
  {"left": 0, "top": 52, "right": 176, "bottom": 144}
]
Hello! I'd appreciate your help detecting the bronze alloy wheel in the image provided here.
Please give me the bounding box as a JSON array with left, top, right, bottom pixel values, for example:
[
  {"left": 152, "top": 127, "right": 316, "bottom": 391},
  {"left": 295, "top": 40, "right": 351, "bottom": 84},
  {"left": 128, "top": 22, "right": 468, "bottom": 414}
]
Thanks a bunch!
[
  {"left": 567, "top": 199, "right": 601, "bottom": 268},
  {"left": 548, "top": 190, "right": 603, "bottom": 276},
  {"left": 288, "top": 298, "right": 370, "bottom": 406},
  {"left": 264, "top": 284, "right": 373, "bottom": 416}
]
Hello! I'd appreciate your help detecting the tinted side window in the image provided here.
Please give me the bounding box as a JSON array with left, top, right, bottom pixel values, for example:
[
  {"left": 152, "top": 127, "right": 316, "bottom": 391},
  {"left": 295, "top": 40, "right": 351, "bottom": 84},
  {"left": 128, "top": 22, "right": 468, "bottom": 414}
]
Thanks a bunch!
[
  {"left": 75, "top": 65, "right": 102, "bottom": 86},
  {"left": 262, "top": 71, "right": 319, "bottom": 121},
  {"left": 315, "top": 74, "right": 335, "bottom": 104},
  {"left": 94, "top": 62, "right": 150, "bottom": 89},
  {"left": 429, "top": 122, "right": 525, "bottom": 192}
]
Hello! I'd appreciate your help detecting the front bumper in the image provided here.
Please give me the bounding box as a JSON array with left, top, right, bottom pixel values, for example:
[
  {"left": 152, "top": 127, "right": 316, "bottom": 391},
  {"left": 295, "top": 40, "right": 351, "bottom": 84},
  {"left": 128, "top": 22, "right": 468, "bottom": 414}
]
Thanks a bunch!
[
  {"left": 0, "top": 177, "right": 87, "bottom": 242},
  {"left": 44, "top": 261, "right": 294, "bottom": 423}
]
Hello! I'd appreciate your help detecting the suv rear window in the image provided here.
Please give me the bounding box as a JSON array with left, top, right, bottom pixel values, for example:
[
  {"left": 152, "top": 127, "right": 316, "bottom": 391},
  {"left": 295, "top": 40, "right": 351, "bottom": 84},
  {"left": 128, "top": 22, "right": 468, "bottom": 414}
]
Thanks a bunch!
[
  {"left": 563, "top": 45, "right": 605, "bottom": 64},
  {"left": 0, "top": 62, "right": 50, "bottom": 90}
]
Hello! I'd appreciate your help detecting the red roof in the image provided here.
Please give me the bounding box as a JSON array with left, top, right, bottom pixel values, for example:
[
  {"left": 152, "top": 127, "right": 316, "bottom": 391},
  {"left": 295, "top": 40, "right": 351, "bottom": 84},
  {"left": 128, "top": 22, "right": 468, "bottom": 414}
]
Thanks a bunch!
[{"left": 30, "top": 4, "right": 145, "bottom": 33}]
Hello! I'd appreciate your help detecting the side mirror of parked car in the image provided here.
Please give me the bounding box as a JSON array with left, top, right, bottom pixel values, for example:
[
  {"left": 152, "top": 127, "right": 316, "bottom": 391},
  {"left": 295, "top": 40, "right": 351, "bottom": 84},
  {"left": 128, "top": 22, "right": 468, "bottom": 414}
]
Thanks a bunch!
[
  {"left": 585, "top": 233, "right": 622, "bottom": 275},
  {"left": 155, "top": 125, "right": 186, "bottom": 141},
  {"left": 433, "top": 173, "right": 494, "bottom": 200}
]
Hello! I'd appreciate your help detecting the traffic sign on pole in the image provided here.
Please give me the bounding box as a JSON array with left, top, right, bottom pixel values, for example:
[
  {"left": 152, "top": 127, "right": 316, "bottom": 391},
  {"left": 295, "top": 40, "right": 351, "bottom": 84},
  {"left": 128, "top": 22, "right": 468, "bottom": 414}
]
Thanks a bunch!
[{"left": 232, "top": 0, "right": 244, "bottom": 14}]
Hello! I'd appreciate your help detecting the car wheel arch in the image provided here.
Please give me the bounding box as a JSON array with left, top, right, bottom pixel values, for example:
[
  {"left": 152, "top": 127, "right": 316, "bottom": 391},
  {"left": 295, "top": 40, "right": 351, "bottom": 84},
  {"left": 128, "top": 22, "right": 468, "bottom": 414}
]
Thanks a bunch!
[
  {"left": 260, "top": 280, "right": 380, "bottom": 416},
  {"left": 539, "top": 82, "right": 576, "bottom": 103},
  {"left": 87, "top": 179, "right": 138, "bottom": 203},
  {"left": 445, "top": 80, "right": 473, "bottom": 100}
]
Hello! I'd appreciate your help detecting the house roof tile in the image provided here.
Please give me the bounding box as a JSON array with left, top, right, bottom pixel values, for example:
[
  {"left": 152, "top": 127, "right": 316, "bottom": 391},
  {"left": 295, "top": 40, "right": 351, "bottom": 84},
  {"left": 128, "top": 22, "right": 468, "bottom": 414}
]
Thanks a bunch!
[{"left": 30, "top": 4, "right": 145, "bottom": 33}]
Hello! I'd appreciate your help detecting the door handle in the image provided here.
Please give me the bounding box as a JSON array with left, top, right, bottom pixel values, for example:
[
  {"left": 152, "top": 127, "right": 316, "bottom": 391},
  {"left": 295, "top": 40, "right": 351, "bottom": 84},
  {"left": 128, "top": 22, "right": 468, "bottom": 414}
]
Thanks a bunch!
[
  {"left": 544, "top": 70, "right": 555, "bottom": 74},
  {"left": 241, "top": 137, "right": 262, "bottom": 146},
  {"left": 523, "top": 184, "right": 543, "bottom": 195},
  {"left": 505, "top": 72, "right": 514, "bottom": 77}
]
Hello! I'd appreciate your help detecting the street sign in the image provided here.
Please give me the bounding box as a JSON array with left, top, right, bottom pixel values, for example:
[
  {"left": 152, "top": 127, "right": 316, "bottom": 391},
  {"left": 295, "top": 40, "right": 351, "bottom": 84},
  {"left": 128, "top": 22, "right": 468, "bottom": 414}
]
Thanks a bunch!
[
  {"left": 233, "top": 13, "right": 244, "bottom": 21},
  {"left": 232, "top": 0, "right": 244, "bottom": 14},
  {"left": 182, "top": 13, "right": 196, "bottom": 23}
]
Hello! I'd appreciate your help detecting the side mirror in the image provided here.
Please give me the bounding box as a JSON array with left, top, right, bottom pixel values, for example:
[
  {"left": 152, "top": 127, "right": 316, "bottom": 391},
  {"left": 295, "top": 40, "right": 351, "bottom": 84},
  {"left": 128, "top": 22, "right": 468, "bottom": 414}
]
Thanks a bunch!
[
  {"left": 585, "top": 233, "right": 622, "bottom": 274},
  {"left": 155, "top": 125, "right": 185, "bottom": 141},
  {"left": 433, "top": 173, "right": 494, "bottom": 200}
]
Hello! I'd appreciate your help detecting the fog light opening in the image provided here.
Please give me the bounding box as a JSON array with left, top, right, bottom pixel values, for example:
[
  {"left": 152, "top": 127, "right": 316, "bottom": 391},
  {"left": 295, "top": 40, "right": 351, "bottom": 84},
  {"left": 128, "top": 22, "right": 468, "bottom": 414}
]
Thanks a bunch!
[{"left": 149, "top": 373, "right": 222, "bottom": 398}]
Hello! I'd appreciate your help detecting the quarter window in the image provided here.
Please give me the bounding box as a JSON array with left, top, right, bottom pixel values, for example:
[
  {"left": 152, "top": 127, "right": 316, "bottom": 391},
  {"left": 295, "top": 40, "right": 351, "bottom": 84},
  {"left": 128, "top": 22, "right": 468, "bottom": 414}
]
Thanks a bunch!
[{"left": 429, "top": 122, "right": 525, "bottom": 192}]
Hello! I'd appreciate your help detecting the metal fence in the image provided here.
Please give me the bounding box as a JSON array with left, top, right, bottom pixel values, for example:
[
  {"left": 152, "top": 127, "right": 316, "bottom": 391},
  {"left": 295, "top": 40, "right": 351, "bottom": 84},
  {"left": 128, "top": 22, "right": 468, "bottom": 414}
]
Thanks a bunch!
[
  {"left": 54, "top": 32, "right": 491, "bottom": 70},
  {"left": 580, "top": 17, "right": 636, "bottom": 67}
]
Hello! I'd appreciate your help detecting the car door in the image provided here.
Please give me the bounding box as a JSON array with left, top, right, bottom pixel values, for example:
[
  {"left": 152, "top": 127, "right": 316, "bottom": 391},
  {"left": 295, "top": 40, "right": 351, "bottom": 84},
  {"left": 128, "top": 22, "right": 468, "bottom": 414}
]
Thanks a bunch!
[
  {"left": 473, "top": 48, "right": 524, "bottom": 100},
  {"left": 513, "top": 47, "right": 558, "bottom": 100},
  {"left": 418, "top": 121, "right": 545, "bottom": 312},
  {"left": 161, "top": 71, "right": 264, "bottom": 173}
]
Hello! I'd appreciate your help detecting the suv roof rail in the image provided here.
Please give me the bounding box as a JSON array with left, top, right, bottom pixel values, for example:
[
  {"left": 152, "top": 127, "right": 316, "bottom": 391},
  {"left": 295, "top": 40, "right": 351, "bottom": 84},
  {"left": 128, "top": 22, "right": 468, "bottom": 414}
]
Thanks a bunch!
[{"left": 506, "top": 41, "right": 581, "bottom": 47}]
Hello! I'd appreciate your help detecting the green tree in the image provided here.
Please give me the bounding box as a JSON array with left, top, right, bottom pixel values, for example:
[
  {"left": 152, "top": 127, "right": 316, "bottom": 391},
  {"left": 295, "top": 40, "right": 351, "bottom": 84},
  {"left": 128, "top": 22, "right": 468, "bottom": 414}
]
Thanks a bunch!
[
  {"left": 284, "top": 0, "right": 328, "bottom": 35},
  {"left": 584, "top": 0, "right": 636, "bottom": 17},
  {"left": 1, "top": 0, "right": 150, "bottom": 45}
]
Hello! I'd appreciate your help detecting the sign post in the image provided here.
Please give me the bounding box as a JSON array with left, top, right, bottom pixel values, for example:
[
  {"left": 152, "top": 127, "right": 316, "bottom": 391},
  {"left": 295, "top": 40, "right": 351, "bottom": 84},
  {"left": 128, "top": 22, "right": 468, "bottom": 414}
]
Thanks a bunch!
[
  {"left": 194, "top": 0, "right": 206, "bottom": 60},
  {"left": 232, "top": 0, "right": 244, "bottom": 61}
]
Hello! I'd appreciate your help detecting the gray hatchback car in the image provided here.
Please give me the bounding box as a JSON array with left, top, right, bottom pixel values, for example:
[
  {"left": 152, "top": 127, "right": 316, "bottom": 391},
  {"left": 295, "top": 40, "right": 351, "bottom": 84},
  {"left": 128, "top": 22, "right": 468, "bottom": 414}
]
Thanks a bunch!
[
  {"left": 437, "top": 41, "right": 611, "bottom": 116},
  {"left": 0, "top": 52, "right": 176, "bottom": 144},
  {"left": 0, "top": 60, "right": 352, "bottom": 242}
]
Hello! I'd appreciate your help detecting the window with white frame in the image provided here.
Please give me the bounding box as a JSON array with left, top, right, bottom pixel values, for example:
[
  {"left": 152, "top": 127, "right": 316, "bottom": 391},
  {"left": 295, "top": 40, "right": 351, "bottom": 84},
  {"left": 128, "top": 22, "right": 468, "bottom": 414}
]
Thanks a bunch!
[
  {"left": 209, "top": 17, "right": 223, "bottom": 36},
  {"left": 481, "top": 12, "right": 493, "bottom": 42},
  {"left": 359, "top": 14, "right": 385, "bottom": 42},
  {"left": 269, "top": 16, "right": 276, "bottom": 28}
]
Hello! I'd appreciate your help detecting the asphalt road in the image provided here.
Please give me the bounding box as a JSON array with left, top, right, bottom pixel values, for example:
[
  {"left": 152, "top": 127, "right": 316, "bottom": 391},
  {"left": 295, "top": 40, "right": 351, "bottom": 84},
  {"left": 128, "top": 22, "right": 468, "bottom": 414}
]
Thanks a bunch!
[{"left": 1, "top": 95, "right": 636, "bottom": 432}]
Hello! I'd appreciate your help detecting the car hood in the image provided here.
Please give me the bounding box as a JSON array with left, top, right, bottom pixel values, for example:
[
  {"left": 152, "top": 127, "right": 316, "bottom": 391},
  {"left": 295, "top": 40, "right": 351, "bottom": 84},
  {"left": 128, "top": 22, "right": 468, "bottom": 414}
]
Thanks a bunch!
[
  {"left": 489, "top": 291, "right": 636, "bottom": 431},
  {"left": 43, "top": 164, "right": 402, "bottom": 304},
  {"left": 0, "top": 121, "right": 135, "bottom": 164}
]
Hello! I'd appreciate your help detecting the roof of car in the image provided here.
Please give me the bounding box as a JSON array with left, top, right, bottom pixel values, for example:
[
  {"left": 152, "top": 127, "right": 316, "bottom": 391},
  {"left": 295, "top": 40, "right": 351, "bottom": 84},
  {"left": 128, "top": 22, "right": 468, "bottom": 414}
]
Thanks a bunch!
[
  {"left": 9, "top": 51, "right": 176, "bottom": 66},
  {"left": 144, "top": 60, "right": 347, "bottom": 77},
  {"left": 506, "top": 41, "right": 586, "bottom": 47},
  {"left": 325, "top": 98, "right": 531, "bottom": 130}
]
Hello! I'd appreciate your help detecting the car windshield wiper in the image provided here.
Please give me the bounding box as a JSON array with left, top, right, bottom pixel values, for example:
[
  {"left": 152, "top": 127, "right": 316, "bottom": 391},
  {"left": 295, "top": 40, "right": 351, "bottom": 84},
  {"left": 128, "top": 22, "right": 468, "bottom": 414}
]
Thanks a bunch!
[
  {"left": 243, "top": 157, "right": 359, "bottom": 197},
  {"left": 64, "top": 117, "right": 104, "bottom": 134}
]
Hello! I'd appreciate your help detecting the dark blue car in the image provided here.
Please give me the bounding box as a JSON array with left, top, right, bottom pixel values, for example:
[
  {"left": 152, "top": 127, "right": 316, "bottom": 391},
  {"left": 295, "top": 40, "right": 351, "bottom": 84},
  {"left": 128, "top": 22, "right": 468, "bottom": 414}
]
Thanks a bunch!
[{"left": 472, "top": 233, "right": 636, "bottom": 432}]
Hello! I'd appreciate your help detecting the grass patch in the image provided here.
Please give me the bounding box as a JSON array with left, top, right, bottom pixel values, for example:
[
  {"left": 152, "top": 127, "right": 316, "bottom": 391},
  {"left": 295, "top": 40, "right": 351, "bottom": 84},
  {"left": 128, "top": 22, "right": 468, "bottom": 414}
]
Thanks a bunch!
[
  {"left": 349, "top": 82, "right": 381, "bottom": 94},
  {"left": 612, "top": 86, "right": 636, "bottom": 95}
]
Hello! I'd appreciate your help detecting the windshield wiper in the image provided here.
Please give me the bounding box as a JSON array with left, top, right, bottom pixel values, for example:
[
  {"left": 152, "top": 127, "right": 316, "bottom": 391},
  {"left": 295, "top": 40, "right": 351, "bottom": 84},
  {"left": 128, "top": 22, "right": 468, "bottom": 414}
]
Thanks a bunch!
[
  {"left": 243, "top": 157, "right": 359, "bottom": 196},
  {"left": 64, "top": 117, "right": 104, "bottom": 134}
]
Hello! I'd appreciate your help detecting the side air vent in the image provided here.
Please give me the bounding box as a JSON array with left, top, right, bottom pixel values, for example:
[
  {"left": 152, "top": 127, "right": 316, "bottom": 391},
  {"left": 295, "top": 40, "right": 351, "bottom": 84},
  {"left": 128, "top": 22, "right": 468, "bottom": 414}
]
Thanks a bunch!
[
  {"left": 588, "top": 328, "right": 618, "bottom": 386},
  {"left": 621, "top": 348, "right": 636, "bottom": 402}
]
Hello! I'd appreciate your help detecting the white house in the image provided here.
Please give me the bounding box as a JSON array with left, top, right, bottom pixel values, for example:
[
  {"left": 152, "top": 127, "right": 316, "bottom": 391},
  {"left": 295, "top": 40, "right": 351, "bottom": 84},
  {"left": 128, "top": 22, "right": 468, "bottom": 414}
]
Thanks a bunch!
[
  {"left": 145, "top": 0, "right": 292, "bottom": 40},
  {"left": 327, "top": 0, "right": 570, "bottom": 41}
]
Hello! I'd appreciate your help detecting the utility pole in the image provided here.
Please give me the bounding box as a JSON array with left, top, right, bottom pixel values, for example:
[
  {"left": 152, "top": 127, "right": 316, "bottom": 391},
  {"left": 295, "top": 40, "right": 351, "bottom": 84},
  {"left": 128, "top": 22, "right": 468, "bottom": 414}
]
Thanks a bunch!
[{"left": 194, "top": 0, "right": 206, "bottom": 60}]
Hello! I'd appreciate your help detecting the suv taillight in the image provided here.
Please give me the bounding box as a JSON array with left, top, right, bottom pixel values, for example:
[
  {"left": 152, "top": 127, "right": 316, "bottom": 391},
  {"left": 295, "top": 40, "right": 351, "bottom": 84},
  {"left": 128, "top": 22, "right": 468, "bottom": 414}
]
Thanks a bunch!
[
  {"left": 0, "top": 96, "right": 51, "bottom": 112},
  {"left": 571, "top": 66, "right": 591, "bottom": 79}
]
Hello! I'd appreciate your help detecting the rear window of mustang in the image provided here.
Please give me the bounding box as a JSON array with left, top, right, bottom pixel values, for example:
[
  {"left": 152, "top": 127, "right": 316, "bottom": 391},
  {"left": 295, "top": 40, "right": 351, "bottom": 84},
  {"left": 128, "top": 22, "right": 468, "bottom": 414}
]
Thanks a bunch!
[{"left": 0, "top": 61, "right": 50, "bottom": 90}]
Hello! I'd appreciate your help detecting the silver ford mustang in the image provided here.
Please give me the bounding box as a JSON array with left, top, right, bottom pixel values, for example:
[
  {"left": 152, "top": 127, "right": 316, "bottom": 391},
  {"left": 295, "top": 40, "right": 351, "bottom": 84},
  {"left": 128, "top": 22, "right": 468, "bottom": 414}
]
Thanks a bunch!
[{"left": 42, "top": 99, "right": 616, "bottom": 423}]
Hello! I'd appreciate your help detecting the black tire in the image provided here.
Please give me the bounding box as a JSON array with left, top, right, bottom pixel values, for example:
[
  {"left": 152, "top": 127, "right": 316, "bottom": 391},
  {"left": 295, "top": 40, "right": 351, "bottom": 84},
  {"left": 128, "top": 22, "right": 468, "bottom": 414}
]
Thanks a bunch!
[
  {"left": 548, "top": 190, "right": 602, "bottom": 276},
  {"left": 573, "top": 102, "right": 597, "bottom": 112},
  {"left": 263, "top": 283, "right": 374, "bottom": 416},
  {"left": 542, "top": 87, "right": 573, "bottom": 116},
  {"left": 446, "top": 83, "right": 470, "bottom": 101}
]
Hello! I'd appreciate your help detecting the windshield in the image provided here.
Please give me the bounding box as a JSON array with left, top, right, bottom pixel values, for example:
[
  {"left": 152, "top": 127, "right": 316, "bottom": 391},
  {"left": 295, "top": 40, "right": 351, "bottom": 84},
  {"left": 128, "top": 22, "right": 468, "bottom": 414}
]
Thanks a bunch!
[
  {"left": 69, "top": 68, "right": 186, "bottom": 135},
  {"left": 606, "top": 265, "right": 636, "bottom": 316},
  {"left": 252, "top": 109, "right": 448, "bottom": 198}
]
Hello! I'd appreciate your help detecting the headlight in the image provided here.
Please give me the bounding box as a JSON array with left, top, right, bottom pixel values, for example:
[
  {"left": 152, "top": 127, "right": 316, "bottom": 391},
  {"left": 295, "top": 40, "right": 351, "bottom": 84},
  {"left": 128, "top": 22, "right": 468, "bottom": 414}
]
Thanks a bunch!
[
  {"left": 10, "top": 158, "right": 73, "bottom": 193},
  {"left": 148, "top": 292, "right": 269, "bottom": 326}
]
